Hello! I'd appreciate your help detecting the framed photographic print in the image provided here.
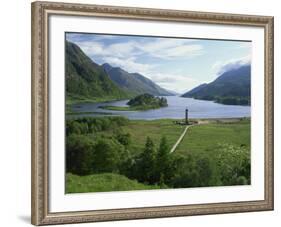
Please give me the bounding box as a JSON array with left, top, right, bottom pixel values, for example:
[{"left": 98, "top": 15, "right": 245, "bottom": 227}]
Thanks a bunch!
[{"left": 31, "top": 1, "right": 274, "bottom": 225}]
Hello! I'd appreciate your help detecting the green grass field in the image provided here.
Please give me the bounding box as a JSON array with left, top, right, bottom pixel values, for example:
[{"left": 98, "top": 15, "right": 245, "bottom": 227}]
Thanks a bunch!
[
  {"left": 66, "top": 93, "right": 128, "bottom": 105},
  {"left": 118, "top": 119, "right": 186, "bottom": 155},
  {"left": 99, "top": 105, "right": 133, "bottom": 111},
  {"left": 176, "top": 119, "right": 250, "bottom": 157},
  {"left": 88, "top": 118, "right": 185, "bottom": 155},
  {"left": 66, "top": 173, "right": 160, "bottom": 193},
  {"left": 96, "top": 118, "right": 250, "bottom": 156},
  {"left": 66, "top": 117, "right": 250, "bottom": 193}
]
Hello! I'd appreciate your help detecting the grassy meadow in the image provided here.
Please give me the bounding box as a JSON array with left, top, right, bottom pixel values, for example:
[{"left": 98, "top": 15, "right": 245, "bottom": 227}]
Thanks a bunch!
[
  {"left": 66, "top": 173, "right": 160, "bottom": 193},
  {"left": 65, "top": 116, "right": 251, "bottom": 193},
  {"left": 176, "top": 119, "right": 250, "bottom": 155},
  {"left": 98, "top": 119, "right": 186, "bottom": 155}
]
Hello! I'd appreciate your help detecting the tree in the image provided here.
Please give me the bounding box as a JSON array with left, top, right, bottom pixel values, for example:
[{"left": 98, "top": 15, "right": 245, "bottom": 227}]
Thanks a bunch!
[
  {"left": 169, "top": 154, "right": 198, "bottom": 188},
  {"left": 159, "top": 97, "right": 168, "bottom": 107},
  {"left": 156, "top": 136, "right": 172, "bottom": 183},
  {"left": 66, "top": 121, "right": 85, "bottom": 135},
  {"left": 196, "top": 156, "right": 212, "bottom": 186},
  {"left": 127, "top": 93, "right": 168, "bottom": 108},
  {"left": 66, "top": 134, "right": 95, "bottom": 175},
  {"left": 115, "top": 131, "right": 131, "bottom": 147},
  {"left": 92, "top": 138, "right": 124, "bottom": 173},
  {"left": 137, "top": 137, "right": 157, "bottom": 184}
]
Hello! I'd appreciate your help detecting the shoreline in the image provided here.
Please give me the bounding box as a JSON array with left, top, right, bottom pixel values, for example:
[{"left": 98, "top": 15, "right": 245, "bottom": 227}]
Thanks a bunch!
[
  {"left": 66, "top": 114, "right": 250, "bottom": 123},
  {"left": 67, "top": 97, "right": 250, "bottom": 120},
  {"left": 181, "top": 96, "right": 251, "bottom": 106},
  {"left": 66, "top": 97, "right": 130, "bottom": 106}
]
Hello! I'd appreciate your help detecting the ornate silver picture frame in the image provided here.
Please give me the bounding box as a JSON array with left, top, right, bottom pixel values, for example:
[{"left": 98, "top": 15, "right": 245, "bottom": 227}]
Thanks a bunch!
[{"left": 31, "top": 1, "right": 273, "bottom": 225}]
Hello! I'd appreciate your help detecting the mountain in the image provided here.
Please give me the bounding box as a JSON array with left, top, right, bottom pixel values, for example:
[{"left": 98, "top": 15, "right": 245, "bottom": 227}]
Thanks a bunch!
[
  {"left": 184, "top": 83, "right": 208, "bottom": 96},
  {"left": 165, "top": 89, "right": 179, "bottom": 96},
  {"left": 65, "top": 41, "right": 128, "bottom": 103},
  {"left": 181, "top": 65, "right": 251, "bottom": 105},
  {"left": 102, "top": 63, "right": 173, "bottom": 96}
]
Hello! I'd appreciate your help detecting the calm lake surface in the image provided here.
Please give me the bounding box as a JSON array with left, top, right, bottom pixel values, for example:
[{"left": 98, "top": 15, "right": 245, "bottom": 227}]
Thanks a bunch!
[{"left": 70, "top": 96, "right": 251, "bottom": 120}]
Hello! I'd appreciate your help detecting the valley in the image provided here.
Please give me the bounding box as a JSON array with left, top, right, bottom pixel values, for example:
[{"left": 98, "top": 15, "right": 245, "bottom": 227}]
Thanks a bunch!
[{"left": 65, "top": 36, "right": 252, "bottom": 193}]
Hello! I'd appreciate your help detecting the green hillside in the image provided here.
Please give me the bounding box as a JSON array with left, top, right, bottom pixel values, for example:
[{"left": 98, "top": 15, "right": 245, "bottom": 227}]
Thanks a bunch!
[
  {"left": 65, "top": 41, "right": 128, "bottom": 104},
  {"left": 66, "top": 173, "right": 160, "bottom": 193},
  {"left": 182, "top": 65, "right": 251, "bottom": 105},
  {"left": 102, "top": 63, "right": 173, "bottom": 96}
]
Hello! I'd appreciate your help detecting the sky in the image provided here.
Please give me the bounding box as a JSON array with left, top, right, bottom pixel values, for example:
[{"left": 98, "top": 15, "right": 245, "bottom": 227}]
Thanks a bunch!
[{"left": 66, "top": 32, "right": 251, "bottom": 93}]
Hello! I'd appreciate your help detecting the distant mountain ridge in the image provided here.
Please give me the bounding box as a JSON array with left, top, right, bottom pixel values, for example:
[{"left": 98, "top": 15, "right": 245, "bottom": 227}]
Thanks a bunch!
[
  {"left": 65, "top": 41, "right": 174, "bottom": 104},
  {"left": 182, "top": 64, "right": 251, "bottom": 105},
  {"left": 102, "top": 63, "right": 173, "bottom": 96},
  {"left": 66, "top": 41, "right": 128, "bottom": 103},
  {"left": 185, "top": 83, "right": 208, "bottom": 96}
]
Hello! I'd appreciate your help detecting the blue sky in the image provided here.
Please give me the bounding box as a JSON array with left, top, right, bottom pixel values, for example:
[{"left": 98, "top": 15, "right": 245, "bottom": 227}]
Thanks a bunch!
[{"left": 66, "top": 32, "right": 251, "bottom": 93}]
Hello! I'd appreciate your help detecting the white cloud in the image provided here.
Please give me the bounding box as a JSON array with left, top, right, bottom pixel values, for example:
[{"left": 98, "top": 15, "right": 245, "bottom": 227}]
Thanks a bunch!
[
  {"left": 106, "top": 42, "right": 135, "bottom": 57},
  {"left": 207, "top": 55, "right": 251, "bottom": 83},
  {"left": 69, "top": 38, "right": 204, "bottom": 91},
  {"left": 102, "top": 56, "right": 156, "bottom": 74},
  {"left": 212, "top": 55, "right": 251, "bottom": 75},
  {"left": 71, "top": 37, "right": 203, "bottom": 63},
  {"left": 66, "top": 33, "right": 117, "bottom": 42},
  {"left": 137, "top": 39, "right": 203, "bottom": 59},
  {"left": 74, "top": 41, "right": 104, "bottom": 56},
  {"left": 143, "top": 72, "right": 200, "bottom": 93},
  {"left": 138, "top": 38, "right": 195, "bottom": 51},
  {"left": 67, "top": 35, "right": 230, "bottom": 93},
  {"left": 235, "top": 42, "right": 252, "bottom": 49},
  {"left": 73, "top": 41, "right": 139, "bottom": 59},
  {"left": 152, "top": 44, "right": 203, "bottom": 59},
  {"left": 100, "top": 53, "right": 199, "bottom": 93}
]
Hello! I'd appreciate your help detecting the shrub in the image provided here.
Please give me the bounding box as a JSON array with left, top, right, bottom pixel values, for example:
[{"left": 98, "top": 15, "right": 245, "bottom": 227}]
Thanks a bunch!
[
  {"left": 115, "top": 131, "right": 131, "bottom": 147},
  {"left": 66, "top": 116, "right": 129, "bottom": 135},
  {"left": 215, "top": 143, "right": 250, "bottom": 185},
  {"left": 92, "top": 138, "right": 125, "bottom": 173},
  {"left": 169, "top": 154, "right": 199, "bottom": 188},
  {"left": 66, "top": 134, "right": 95, "bottom": 175}
]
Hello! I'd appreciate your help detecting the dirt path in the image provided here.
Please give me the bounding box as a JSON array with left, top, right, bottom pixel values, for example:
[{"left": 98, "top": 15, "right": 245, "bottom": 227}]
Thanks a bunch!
[{"left": 170, "top": 125, "right": 192, "bottom": 153}]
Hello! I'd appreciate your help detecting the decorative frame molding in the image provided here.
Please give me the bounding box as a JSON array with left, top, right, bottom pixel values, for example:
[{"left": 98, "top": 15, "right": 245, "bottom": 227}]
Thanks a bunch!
[{"left": 31, "top": 1, "right": 274, "bottom": 225}]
